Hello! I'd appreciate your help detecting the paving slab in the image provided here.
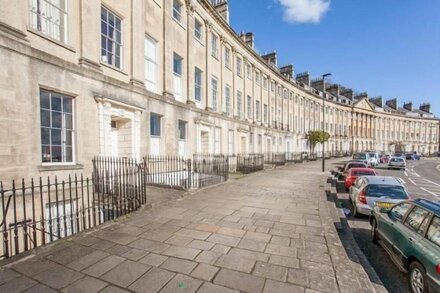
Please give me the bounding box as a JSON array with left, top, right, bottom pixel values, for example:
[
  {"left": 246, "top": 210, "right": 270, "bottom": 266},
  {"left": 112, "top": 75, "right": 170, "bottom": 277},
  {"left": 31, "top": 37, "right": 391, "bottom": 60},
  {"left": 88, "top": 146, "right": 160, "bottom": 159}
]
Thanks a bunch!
[{"left": 0, "top": 159, "right": 378, "bottom": 293}]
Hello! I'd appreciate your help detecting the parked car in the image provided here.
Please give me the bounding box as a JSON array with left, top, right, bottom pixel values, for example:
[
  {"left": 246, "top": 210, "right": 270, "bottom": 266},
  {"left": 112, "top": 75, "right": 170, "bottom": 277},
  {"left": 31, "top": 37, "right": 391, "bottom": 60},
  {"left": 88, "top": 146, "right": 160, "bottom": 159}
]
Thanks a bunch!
[
  {"left": 352, "top": 152, "right": 371, "bottom": 167},
  {"left": 413, "top": 152, "right": 421, "bottom": 160},
  {"left": 381, "top": 154, "right": 391, "bottom": 164},
  {"left": 406, "top": 153, "right": 415, "bottom": 161},
  {"left": 368, "top": 152, "right": 380, "bottom": 167},
  {"left": 389, "top": 157, "right": 407, "bottom": 170},
  {"left": 370, "top": 199, "right": 440, "bottom": 293},
  {"left": 349, "top": 176, "right": 409, "bottom": 217},
  {"left": 337, "top": 161, "right": 369, "bottom": 180},
  {"left": 344, "top": 168, "right": 377, "bottom": 190}
]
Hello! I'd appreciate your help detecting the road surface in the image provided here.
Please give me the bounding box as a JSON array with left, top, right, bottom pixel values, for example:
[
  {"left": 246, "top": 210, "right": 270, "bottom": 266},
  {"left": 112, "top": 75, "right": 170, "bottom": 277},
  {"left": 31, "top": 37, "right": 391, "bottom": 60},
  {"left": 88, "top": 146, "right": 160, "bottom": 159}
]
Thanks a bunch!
[{"left": 334, "top": 158, "right": 440, "bottom": 293}]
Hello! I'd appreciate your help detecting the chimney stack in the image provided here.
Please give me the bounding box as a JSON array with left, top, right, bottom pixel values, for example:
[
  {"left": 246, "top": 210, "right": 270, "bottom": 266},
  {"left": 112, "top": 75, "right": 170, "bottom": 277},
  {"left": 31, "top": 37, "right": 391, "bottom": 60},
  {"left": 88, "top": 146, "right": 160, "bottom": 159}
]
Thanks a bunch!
[
  {"left": 239, "top": 32, "right": 254, "bottom": 49},
  {"left": 420, "top": 103, "right": 431, "bottom": 113},
  {"left": 326, "top": 84, "right": 340, "bottom": 96},
  {"left": 354, "top": 92, "right": 368, "bottom": 100},
  {"left": 295, "top": 72, "right": 310, "bottom": 86},
  {"left": 211, "top": 0, "right": 229, "bottom": 23},
  {"left": 261, "top": 52, "right": 277, "bottom": 67},
  {"left": 280, "top": 65, "right": 294, "bottom": 80},
  {"left": 403, "top": 102, "right": 413, "bottom": 111},
  {"left": 311, "top": 78, "right": 325, "bottom": 92},
  {"left": 385, "top": 98, "right": 398, "bottom": 110},
  {"left": 369, "top": 96, "right": 383, "bottom": 107},
  {"left": 340, "top": 87, "right": 354, "bottom": 100}
]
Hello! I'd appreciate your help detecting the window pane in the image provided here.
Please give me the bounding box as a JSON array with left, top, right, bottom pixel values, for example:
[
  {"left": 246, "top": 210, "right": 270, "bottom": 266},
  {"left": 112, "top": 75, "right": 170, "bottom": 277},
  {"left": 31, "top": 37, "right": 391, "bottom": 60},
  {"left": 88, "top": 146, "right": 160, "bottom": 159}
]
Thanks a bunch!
[
  {"left": 51, "top": 94, "right": 62, "bottom": 111},
  {"left": 41, "top": 128, "right": 50, "bottom": 145},
  {"left": 405, "top": 207, "right": 429, "bottom": 231},
  {"left": 40, "top": 91, "right": 51, "bottom": 109},
  {"left": 65, "top": 147, "right": 73, "bottom": 162},
  {"left": 65, "top": 130, "right": 73, "bottom": 146},
  {"left": 63, "top": 97, "right": 72, "bottom": 113},
  {"left": 52, "top": 112, "right": 62, "bottom": 128},
  {"left": 51, "top": 146, "right": 62, "bottom": 162},
  {"left": 427, "top": 217, "right": 440, "bottom": 247},
  {"left": 51, "top": 129, "right": 62, "bottom": 145},
  {"left": 101, "top": 21, "right": 107, "bottom": 35},
  {"left": 41, "top": 109, "right": 51, "bottom": 127},
  {"left": 150, "top": 114, "right": 161, "bottom": 136},
  {"left": 42, "top": 146, "right": 51, "bottom": 163}
]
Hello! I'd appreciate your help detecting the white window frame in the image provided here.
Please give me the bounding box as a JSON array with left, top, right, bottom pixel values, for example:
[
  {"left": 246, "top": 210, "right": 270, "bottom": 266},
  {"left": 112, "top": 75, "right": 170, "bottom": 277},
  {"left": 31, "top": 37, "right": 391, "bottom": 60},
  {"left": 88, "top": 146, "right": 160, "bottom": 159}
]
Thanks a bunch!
[
  {"left": 173, "top": 53, "right": 183, "bottom": 98},
  {"left": 211, "top": 32, "right": 218, "bottom": 58},
  {"left": 225, "top": 85, "right": 231, "bottom": 116},
  {"left": 101, "top": 6, "right": 123, "bottom": 69},
  {"left": 211, "top": 76, "right": 218, "bottom": 111},
  {"left": 225, "top": 47, "right": 231, "bottom": 69},
  {"left": 236, "top": 57, "right": 242, "bottom": 77},
  {"left": 29, "top": 0, "right": 68, "bottom": 43},
  {"left": 194, "top": 18, "right": 203, "bottom": 40},
  {"left": 40, "top": 89, "right": 75, "bottom": 165},
  {"left": 172, "top": 0, "right": 183, "bottom": 23},
  {"left": 194, "top": 67, "right": 203, "bottom": 102},
  {"left": 145, "top": 35, "right": 158, "bottom": 92}
]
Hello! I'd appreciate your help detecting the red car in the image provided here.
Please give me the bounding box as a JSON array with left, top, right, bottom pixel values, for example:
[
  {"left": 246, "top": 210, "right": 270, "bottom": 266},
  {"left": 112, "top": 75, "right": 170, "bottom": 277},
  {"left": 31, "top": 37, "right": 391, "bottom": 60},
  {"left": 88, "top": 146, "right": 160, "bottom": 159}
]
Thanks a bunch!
[{"left": 344, "top": 168, "right": 377, "bottom": 190}]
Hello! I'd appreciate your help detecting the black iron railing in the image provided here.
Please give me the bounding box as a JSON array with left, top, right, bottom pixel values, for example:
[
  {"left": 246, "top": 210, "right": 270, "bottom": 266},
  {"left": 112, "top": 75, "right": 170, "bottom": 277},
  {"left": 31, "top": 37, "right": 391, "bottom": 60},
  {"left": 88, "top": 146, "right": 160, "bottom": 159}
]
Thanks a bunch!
[
  {"left": 264, "top": 152, "right": 286, "bottom": 166},
  {"left": 143, "top": 154, "right": 229, "bottom": 189},
  {"left": 236, "top": 154, "right": 264, "bottom": 174},
  {"left": 0, "top": 158, "right": 146, "bottom": 259}
]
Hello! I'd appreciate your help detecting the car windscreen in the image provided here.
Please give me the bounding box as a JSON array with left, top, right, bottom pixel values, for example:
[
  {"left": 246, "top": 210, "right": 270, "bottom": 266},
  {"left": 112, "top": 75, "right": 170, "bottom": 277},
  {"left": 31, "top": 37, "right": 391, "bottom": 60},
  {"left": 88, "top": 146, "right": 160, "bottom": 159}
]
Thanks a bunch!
[
  {"left": 368, "top": 153, "right": 376, "bottom": 157},
  {"left": 366, "top": 184, "right": 408, "bottom": 199},
  {"left": 353, "top": 171, "right": 375, "bottom": 176},
  {"left": 353, "top": 154, "right": 366, "bottom": 160}
]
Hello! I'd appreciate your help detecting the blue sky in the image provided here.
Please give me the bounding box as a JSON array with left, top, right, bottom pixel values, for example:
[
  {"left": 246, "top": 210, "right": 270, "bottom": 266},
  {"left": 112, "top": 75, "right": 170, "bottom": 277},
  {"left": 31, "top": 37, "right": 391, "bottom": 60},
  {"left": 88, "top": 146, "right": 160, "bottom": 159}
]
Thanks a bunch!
[{"left": 228, "top": 0, "right": 440, "bottom": 116}]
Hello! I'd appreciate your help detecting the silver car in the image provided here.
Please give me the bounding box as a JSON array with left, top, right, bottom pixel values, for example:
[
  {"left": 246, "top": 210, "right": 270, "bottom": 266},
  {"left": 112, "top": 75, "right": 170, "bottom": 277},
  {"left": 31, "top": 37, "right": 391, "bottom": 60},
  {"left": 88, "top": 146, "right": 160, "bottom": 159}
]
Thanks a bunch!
[
  {"left": 388, "top": 157, "right": 406, "bottom": 170},
  {"left": 349, "top": 176, "right": 409, "bottom": 217}
]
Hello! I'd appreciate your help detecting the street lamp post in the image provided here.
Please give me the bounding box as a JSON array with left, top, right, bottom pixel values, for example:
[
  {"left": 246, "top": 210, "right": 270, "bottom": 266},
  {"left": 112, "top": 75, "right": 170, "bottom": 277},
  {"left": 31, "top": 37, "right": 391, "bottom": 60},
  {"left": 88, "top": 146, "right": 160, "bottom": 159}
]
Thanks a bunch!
[{"left": 322, "top": 73, "right": 332, "bottom": 172}]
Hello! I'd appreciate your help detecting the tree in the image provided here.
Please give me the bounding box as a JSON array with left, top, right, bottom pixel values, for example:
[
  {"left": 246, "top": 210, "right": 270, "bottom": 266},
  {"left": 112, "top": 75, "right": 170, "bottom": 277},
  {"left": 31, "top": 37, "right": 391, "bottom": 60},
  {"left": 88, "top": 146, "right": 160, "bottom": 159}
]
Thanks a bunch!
[{"left": 307, "top": 130, "right": 330, "bottom": 153}]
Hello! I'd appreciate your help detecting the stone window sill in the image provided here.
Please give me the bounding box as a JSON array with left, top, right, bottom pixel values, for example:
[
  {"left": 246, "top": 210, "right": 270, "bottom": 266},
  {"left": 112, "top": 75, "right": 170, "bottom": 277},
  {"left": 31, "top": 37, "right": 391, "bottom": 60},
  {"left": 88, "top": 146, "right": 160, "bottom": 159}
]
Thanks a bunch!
[{"left": 38, "top": 164, "right": 84, "bottom": 172}]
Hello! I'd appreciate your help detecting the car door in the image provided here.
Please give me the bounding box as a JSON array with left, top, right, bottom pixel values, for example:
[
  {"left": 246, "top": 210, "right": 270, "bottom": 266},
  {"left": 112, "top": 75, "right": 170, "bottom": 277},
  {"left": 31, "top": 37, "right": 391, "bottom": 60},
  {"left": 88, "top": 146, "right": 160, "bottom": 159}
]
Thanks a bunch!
[
  {"left": 393, "top": 207, "right": 431, "bottom": 267},
  {"left": 423, "top": 216, "right": 440, "bottom": 281},
  {"left": 377, "top": 202, "right": 413, "bottom": 251}
]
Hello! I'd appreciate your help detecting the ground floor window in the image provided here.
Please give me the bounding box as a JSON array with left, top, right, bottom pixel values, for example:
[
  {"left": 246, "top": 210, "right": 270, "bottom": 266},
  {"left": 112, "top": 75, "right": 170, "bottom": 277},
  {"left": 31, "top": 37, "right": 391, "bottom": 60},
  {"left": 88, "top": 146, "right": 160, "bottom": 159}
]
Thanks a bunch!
[{"left": 40, "top": 89, "right": 74, "bottom": 164}]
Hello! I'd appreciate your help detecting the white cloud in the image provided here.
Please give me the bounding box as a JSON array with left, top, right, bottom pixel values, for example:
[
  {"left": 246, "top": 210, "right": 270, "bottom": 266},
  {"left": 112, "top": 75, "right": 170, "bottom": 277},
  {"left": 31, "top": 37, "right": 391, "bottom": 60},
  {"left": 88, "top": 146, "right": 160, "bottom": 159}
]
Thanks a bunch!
[{"left": 278, "top": 0, "right": 331, "bottom": 24}]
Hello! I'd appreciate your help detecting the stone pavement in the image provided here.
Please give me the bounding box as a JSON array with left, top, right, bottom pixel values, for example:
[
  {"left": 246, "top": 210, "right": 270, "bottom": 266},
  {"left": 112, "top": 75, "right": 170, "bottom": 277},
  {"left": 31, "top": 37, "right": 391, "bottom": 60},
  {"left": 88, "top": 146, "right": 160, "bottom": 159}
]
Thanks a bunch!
[{"left": 0, "top": 159, "right": 378, "bottom": 293}]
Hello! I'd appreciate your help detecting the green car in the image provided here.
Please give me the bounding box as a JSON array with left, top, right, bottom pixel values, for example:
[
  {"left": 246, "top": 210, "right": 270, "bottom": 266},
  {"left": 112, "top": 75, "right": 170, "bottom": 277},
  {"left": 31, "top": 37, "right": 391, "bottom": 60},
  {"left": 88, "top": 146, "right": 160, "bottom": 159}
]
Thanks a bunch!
[{"left": 370, "top": 199, "right": 440, "bottom": 293}]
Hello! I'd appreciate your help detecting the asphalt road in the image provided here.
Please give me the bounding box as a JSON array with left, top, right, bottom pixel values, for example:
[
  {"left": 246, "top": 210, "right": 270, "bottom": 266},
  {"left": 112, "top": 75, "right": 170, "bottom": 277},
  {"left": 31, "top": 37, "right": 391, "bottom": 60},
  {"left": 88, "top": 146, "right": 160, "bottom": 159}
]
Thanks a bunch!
[{"left": 334, "top": 158, "right": 440, "bottom": 293}]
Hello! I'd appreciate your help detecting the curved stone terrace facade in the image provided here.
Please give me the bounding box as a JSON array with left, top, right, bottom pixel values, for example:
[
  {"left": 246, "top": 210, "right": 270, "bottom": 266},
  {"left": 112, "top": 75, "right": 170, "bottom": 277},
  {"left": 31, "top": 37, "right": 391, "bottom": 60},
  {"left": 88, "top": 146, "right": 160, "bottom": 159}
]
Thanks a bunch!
[{"left": 0, "top": 0, "right": 438, "bottom": 181}]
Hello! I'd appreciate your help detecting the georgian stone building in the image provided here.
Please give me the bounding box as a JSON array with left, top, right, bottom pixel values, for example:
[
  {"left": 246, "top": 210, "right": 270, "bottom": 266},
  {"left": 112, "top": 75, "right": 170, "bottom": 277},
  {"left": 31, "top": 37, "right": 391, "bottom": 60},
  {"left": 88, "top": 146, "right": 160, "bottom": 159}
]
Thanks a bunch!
[{"left": 0, "top": 0, "right": 438, "bottom": 181}]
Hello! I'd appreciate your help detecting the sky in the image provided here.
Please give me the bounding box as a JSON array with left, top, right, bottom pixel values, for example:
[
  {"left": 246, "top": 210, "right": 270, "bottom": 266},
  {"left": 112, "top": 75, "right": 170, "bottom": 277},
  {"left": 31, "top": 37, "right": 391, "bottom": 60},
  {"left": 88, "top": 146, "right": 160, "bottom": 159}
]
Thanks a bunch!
[{"left": 228, "top": 0, "right": 440, "bottom": 116}]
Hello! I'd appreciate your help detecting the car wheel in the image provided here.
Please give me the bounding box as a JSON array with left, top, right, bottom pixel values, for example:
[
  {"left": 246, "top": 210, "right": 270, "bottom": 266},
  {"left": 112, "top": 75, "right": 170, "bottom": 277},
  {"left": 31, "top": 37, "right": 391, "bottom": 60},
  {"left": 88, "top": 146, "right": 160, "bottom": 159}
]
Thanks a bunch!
[
  {"left": 371, "top": 218, "right": 378, "bottom": 244},
  {"left": 409, "top": 261, "right": 428, "bottom": 293}
]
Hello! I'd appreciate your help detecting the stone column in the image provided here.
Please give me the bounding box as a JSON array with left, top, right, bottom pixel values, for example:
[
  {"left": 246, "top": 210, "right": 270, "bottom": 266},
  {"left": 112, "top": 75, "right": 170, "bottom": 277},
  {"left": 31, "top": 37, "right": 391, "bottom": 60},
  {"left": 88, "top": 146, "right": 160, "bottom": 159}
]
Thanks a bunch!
[
  {"left": 130, "top": 0, "right": 145, "bottom": 87},
  {"left": 205, "top": 21, "right": 212, "bottom": 111},
  {"left": 78, "top": 0, "right": 102, "bottom": 71},
  {"left": 186, "top": 1, "right": 195, "bottom": 105}
]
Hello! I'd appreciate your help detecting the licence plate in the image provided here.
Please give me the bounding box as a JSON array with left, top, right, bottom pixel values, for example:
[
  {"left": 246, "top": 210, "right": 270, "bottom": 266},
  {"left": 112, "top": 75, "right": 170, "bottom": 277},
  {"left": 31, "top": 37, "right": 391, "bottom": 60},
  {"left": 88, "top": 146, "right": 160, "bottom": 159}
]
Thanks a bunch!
[{"left": 375, "top": 202, "right": 394, "bottom": 208}]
